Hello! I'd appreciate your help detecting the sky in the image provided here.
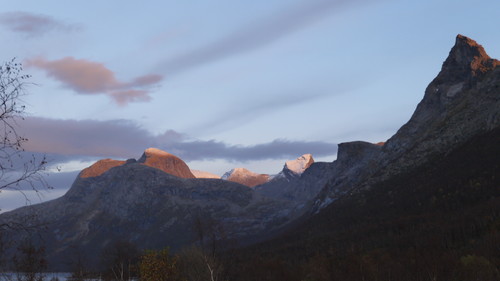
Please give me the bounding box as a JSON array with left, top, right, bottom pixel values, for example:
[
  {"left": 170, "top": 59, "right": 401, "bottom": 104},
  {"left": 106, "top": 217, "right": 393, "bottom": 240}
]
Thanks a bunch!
[{"left": 0, "top": 0, "right": 499, "bottom": 212}]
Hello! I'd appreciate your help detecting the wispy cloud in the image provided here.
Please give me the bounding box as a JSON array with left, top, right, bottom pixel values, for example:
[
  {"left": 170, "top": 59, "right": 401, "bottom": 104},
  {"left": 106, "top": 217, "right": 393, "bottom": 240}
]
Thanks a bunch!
[
  {"left": 19, "top": 117, "right": 337, "bottom": 162},
  {"left": 0, "top": 11, "right": 80, "bottom": 37},
  {"left": 26, "top": 57, "right": 163, "bottom": 106},
  {"left": 188, "top": 88, "right": 339, "bottom": 135},
  {"left": 157, "top": 0, "right": 356, "bottom": 76}
]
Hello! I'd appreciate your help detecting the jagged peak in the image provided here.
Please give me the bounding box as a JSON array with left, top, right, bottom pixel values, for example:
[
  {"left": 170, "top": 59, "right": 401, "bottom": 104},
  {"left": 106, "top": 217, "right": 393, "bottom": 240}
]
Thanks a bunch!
[
  {"left": 284, "top": 154, "right": 314, "bottom": 175},
  {"left": 439, "top": 34, "right": 498, "bottom": 81}
]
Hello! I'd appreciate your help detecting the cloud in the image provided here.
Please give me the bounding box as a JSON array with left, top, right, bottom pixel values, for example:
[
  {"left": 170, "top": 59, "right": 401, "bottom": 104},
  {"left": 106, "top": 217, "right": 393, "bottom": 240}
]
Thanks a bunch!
[
  {"left": 188, "top": 89, "right": 334, "bottom": 134},
  {"left": 167, "top": 139, "right": 338, "bottom": 162},
  {"left": 157, "top": 0, "right": 357, "bottom": 76},
  {"left": 109, "top": 90, "right": 151, "bottom": 106},
  {"left": 0, "top": 11, "right": 80, "bottom": 37},
  {"left": 18, "top": 117, "right": 337, "bottom": 162},
  {"left": 25, "top": 57, "right": 163, "bottom": 106}
]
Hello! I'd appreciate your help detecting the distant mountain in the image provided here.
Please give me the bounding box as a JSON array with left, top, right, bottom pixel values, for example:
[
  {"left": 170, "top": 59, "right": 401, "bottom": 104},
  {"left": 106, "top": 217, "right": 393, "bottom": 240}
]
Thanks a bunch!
[
  {"left": 138, "top": 147, "right": 195, "bottom": 178},
  {"left": 282, "top": 154, "right": 314, "bottom": 177},
  {"left": 191, "top": 169, "right": 221, "bottom": 179},
  {"left": 254, "top": 154, "right": 327, "bottom": 204},
  {"left": 222, "top": 168, "right": 270, "bottom": 187},
  {"left": 221, "top": 154, "right": 315, "bottom": 188},
  {"left": 0, "top": 155, "right": 292, "bottom": 271}
]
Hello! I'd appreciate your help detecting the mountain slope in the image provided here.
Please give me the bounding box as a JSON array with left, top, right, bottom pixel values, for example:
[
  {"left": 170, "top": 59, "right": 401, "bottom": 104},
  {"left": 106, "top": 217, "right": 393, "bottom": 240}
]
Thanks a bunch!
[
  {"left": 227, "top": 126, "right": 500, "bottom": 281},
  {"left": 315, "top": 34, "right": 500, "bottom": 209},
  {"left": 223, "top": 34, "right": 500, "bottom": 280},
  {"left": 0, "top": 161, "right": 292, "bottom": 271}
]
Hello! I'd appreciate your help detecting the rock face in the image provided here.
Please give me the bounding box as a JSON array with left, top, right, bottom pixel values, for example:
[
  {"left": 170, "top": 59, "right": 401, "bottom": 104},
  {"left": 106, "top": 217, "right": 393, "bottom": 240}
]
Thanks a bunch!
[
  {"left": 138, "top": 148, "right": 195, "bottom": 178},
  {"left": 222, "top": 168, "right": 270, "bottom": 187},
  {"left": 314, "top": 34, "right": 500, "bottom": 210}
]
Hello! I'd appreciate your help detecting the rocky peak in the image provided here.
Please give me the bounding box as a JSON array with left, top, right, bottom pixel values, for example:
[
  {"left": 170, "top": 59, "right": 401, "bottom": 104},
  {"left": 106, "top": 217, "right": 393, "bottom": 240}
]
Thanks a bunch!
[
  {"left": 428, "top": 35, "right": 499, "bottom": 99},
  {"left": 284, "top": 154, "right": 314, "bottom": 176},
  {"left": 371, "top": 35, "right": 499, "bottom": 189},
  {"left": 79, "top": 159, "right": 126, "bottom": 178},
  {"left": 444, "top": 35, "right": 498, "bottom": 77},
  {"left": 138, "top": 148, "right": 195, "bottom": 178}
]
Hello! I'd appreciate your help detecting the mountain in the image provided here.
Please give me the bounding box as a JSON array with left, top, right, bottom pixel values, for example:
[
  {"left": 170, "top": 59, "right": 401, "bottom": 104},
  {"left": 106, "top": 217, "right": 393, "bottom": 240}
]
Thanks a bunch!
[
  {"left": 191, "top": 169, "right": 221, "bottom": 179},
  {"left": 137, "top": 147, "right": 195, "bottom": 178},
  {"left": 222, "top": 168, "right": 270, "bottom": 187},
  {"left": 313, "top": 34, "right": 500, "bottom": 210},
  {"left": 0, "top": 35, "right": 498, "bottom": 277},
  {"left": 282, "top": 154, "right": 314, "bottom": 178},
  {"left": 226, "top": 125, "right": 500, "bottom": 281},
  {"left": 222, "top": 154, "right": 315, "bottom": 188},
  {"left": 79, "top": 159, "right": 126, "bottom": 178},
  {"left": 223, "top": 34, "right": 500, "bottom": 280},
  {"left": 254, "top": 154, "right": 328, "bottom": 204},
  {"left": 219, "top": 34, "right": 500, "bottom": 279},
  {"left": 0, "top": 158, "right": 294, "bottom": 271}
]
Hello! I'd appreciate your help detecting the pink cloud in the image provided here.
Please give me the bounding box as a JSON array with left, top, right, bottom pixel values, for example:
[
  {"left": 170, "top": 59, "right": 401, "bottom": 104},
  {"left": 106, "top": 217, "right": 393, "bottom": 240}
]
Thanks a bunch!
[
  {"left": 26, "top": 57, "right": 163, "bottom": 105},
  {"left": 18, "top": 117, "right": 337, "bottom": 162}
]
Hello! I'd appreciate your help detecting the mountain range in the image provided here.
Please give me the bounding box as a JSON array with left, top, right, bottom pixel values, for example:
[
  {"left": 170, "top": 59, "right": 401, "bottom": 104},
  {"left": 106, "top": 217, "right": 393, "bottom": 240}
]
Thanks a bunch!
[{"left": 0, "top": 35, "right": 498, "bottom": 276}]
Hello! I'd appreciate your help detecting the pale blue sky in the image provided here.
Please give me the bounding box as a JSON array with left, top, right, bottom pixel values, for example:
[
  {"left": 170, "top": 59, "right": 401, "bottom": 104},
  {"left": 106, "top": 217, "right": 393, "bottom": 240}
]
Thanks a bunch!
[{"left": 0, "top": 0, "right": 499, "bottom": 211}]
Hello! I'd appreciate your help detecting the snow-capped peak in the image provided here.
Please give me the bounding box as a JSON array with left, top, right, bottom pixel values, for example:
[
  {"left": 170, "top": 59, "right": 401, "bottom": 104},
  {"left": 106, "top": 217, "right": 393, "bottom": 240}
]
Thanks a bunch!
[
  {"left": 222, "top": 168, "right": 258, "bottom": 179},
  {"left": 284, "top": 154, "right": 314, "bottom": 175},
  {"left": 221, "top": 168, "right": 270, "bottom": 187}
]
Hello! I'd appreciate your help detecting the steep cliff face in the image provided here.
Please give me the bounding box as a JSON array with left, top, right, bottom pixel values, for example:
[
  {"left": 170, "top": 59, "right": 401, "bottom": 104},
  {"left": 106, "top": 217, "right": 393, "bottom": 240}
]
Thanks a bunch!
[
  {"left": 315, "top": 35, "right": 500, "bottom": 209},
  {"left": 382, "top": 35, "right": 499, "bottom": 168}
]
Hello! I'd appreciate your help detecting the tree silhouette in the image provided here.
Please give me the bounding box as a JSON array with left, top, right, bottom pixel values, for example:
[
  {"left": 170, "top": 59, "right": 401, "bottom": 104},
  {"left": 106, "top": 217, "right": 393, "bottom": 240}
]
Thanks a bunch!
[{"left": 0, "top": 58, "right": 49, "bottom": 214}]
